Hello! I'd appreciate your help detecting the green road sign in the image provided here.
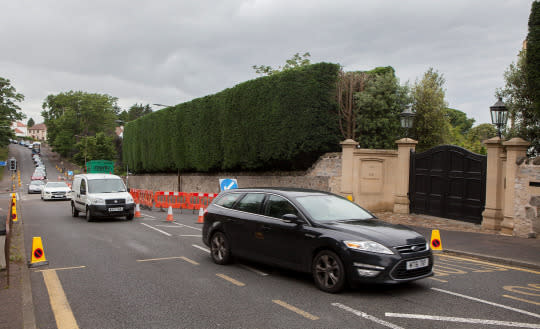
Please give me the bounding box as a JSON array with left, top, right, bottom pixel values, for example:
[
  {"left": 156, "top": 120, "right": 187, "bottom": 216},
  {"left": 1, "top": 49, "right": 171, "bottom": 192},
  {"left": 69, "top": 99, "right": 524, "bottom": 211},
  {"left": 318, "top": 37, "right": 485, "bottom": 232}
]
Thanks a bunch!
[{"left": 86, "top": 160, "right": 114, "bottom": 174}]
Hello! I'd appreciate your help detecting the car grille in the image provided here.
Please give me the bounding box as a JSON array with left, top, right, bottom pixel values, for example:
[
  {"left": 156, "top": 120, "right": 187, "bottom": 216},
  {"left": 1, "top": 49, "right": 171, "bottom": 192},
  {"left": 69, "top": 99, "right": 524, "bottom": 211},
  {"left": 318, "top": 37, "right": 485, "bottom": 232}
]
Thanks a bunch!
[
  {"left": 105, "top": 199, "right": 125, "bottom": 205},
  {"left": 394, "top": 243, "right": 427, "bottom": 254},
  {"left": 390, "top": 257, "right": 433, "bottom": 280},
  {"left": 52, "top": 192, "right": 66, "bottom": 196}
]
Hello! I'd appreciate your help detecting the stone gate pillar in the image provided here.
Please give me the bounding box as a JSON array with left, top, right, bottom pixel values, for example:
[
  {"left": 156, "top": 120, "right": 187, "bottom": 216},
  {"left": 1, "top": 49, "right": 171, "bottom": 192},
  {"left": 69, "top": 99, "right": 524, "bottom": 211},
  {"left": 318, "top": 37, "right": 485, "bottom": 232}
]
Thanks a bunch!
[
  {"left": 340, "top": 139, "right": 358, "bottom": 196},
  {"left": 393, "top": 138, "right": 418, "bottom": 214},
  {"left": 482, "top": 137, "right": 505, "bottom": 230},
  {"left": 500, "top": 138, "right": 530, "bottom": 235}
]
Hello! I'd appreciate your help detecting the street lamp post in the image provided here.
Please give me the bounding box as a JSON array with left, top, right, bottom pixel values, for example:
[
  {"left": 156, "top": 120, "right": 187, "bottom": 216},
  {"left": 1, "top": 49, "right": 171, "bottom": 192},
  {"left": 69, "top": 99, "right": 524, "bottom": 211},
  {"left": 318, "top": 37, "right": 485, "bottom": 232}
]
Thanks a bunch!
[
  {"left": 490, "top": 97, "right": 508, "bottom": 138},
  {"left": 399, "top": 106, "right": 416, "bottom": 138}
]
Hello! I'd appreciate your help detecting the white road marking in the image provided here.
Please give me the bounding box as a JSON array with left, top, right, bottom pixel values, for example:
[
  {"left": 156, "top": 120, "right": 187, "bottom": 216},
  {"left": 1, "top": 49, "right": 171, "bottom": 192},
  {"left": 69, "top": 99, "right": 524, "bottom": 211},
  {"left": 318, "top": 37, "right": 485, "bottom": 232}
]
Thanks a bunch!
[
  {"left": 385, "top": 313, "right": 540, "bottom": 328},
  {"left": 332, "top": 303, "right": 404, "bottom": 329},
  {"left": 238, "top": 264, "right": 269, "bottom": 276},
  {"left": 140, "top": 223, "right": 172, "bottom": 237},
  {"left": 155, "top": 225, "right": 182, "bottom": 228},
  {"left": 192, "top": 244, "right": 210, "bottom": 253},
  {"left": 170, "top": 221, "right": 202, "bottom": 231},
  {"left": 432, "top": 288, "right": 540, "bottom": 319},
  {"left": 179, "top": 235, "right": 202, "bottom": 237}
]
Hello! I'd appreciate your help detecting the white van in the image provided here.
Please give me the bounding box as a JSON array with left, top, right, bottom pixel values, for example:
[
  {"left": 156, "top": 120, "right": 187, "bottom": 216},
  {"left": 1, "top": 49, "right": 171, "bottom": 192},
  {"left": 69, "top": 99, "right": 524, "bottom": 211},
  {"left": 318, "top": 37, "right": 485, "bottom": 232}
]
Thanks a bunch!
[{"left": 71, "top": 174, "right": 135, "bottom": 221}]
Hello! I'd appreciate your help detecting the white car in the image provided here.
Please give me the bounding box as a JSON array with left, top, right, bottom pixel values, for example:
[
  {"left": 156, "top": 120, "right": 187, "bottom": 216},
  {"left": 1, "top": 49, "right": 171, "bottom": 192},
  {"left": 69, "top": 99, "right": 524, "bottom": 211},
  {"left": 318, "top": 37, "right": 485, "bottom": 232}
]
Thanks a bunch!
[{"left": 42, "top": 182, "right": 71, "bottom": 201}]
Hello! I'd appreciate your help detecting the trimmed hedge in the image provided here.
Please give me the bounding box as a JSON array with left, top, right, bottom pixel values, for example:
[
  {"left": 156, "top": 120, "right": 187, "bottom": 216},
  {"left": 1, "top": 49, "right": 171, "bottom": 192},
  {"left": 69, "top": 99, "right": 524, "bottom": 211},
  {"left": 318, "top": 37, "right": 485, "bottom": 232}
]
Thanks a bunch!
[{"left": 123, "top": 62, "right": 341, "bottom": 172}]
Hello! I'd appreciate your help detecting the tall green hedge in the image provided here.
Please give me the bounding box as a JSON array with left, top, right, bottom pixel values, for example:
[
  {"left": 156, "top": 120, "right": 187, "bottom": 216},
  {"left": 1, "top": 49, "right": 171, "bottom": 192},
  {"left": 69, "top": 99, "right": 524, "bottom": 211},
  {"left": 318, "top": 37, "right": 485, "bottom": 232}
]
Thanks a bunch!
[{"left": 123, "top": 62, "right": 341, "bottom": 172}]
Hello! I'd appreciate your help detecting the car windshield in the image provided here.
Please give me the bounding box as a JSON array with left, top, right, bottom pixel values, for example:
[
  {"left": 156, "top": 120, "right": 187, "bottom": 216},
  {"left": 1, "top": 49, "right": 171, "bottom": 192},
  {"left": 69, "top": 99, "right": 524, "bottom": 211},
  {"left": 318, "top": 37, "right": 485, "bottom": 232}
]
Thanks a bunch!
[
  {"left": 46, "top": 182, "right": 68, "bottom": 188},
  {"left": 88, "top": 179, "right": 126, "bottom": 193},
  {"left": 30, "top": 181, "right": 44, "bottom": 185},
  {"left": 295, "top": 194, "right": 374, "bottom": 222}
]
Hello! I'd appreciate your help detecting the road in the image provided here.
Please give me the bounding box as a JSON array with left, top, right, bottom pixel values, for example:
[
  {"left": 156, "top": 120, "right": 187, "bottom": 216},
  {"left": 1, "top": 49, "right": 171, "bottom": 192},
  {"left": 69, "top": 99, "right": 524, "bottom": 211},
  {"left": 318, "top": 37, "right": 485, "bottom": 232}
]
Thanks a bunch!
[{"left": 10, "top": 143, "right": 540, "bottom": 329}]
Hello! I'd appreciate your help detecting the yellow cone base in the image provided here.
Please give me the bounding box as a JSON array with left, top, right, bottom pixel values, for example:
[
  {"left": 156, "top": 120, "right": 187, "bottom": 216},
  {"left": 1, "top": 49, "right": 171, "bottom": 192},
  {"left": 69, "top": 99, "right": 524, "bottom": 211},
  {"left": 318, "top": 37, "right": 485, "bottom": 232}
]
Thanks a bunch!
[{"left": 28, "top": 260, "right": 49, "bottom": 268}]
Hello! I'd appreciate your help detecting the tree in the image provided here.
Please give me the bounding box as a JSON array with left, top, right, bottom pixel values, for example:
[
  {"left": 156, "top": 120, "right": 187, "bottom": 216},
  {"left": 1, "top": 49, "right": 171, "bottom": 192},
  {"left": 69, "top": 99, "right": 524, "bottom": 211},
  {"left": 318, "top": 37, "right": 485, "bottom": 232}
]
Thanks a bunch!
[
  {"left": 0, "top": 77, "right": 26, "bottom": 145},
  {"left": 73, "top": 132, "right": 116, "bottom": 166},
  {"left": 127, "top": 103, "right": 152, "bottom": 121},
  {"left": 41, "top": 91, "right": 119, "bottom": 157},
  {"left": 525, "top": 0, "right": 540, "bottom": 155},
  {"left": 411, "top": 68, "right": 450, "bottom": 151},
  {"left": 336, "top": 70, "right": 370, "bottom": 140},
  {"left": 252, "top": 52, "right": 311, "bottom": 76},
  {"left": 355, "top": 71, "right": 410, "bottom": 149},
  {"left": 445, "top": 108, "right": 475, "bottom": 135},
  {"left": 27, "top": 117, "right": 35, "bottom": 127}
]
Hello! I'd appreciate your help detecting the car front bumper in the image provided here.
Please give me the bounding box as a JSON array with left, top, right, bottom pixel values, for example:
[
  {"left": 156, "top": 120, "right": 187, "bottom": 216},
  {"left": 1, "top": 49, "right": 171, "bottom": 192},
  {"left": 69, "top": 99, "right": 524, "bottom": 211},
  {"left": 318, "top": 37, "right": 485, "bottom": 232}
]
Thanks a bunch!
[{"left": 343, "top": 249, "right": 434, "bottom": 285}]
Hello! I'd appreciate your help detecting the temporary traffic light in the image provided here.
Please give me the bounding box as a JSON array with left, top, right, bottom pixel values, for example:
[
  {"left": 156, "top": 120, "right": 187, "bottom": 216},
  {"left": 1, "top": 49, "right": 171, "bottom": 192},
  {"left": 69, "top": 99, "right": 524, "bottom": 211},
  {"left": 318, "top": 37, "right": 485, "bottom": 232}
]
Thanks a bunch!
[{"left": 9, "top": 158, "right": 16, "bottom": 171}]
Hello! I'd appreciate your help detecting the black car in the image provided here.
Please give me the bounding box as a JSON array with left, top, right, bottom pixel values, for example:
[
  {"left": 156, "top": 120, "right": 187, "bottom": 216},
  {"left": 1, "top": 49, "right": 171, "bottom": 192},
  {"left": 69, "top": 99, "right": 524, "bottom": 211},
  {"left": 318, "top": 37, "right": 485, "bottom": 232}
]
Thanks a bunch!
[{"left": 202, "top": 188, "right": 433, "bottom": 293}]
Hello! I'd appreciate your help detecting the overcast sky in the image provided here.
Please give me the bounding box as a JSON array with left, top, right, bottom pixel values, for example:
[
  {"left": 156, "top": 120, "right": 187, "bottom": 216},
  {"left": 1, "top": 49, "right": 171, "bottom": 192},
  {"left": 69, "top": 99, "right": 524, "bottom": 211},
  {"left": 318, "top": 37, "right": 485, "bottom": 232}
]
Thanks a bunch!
[{"left": 0, "top": 0, "right": 533, "bottom": 126}]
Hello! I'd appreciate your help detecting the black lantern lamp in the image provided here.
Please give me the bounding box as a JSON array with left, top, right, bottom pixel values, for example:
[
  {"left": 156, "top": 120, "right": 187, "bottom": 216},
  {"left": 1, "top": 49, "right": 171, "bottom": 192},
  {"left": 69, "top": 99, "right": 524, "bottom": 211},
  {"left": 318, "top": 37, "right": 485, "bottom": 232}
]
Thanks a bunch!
[
  {"left": 490, "top": 97, "right": 508, "bottom": 138},
  {"left": 399, "top": 106, "right": 415, "bottom": 137}
]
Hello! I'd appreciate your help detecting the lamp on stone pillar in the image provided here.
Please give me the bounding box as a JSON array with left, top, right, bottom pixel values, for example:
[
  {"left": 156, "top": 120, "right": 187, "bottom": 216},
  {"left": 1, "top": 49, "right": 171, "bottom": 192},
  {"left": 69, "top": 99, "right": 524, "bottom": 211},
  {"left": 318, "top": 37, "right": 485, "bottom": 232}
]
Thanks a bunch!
[
  {"left": 490, "top": 97, "right": 508, "bottom": 138},
  {"left": 399, "top": 106, "right": 415, "bottom": 137}
]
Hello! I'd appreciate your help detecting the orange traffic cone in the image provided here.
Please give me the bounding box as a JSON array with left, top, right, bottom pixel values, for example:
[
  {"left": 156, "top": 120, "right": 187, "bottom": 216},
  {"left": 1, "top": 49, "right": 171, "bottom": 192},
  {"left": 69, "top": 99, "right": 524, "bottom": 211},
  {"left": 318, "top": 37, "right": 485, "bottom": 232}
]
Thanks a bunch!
[
  {"left": 166, "top": 206, "right": 174, "bottom": 222},
  {"left": 134, "top": 204, "right": 141, "bottom": 218},
  {"left": 197, "top": 208, "right": 204, "bottom": 224}
]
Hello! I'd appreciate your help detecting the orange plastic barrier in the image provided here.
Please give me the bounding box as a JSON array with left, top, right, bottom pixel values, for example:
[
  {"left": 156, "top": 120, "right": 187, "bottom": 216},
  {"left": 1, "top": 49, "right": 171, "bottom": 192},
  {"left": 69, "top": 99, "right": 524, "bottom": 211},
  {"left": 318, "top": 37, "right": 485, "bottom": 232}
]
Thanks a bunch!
[{"left": 128, "top": 189, "right": 218, "bottom": 211}]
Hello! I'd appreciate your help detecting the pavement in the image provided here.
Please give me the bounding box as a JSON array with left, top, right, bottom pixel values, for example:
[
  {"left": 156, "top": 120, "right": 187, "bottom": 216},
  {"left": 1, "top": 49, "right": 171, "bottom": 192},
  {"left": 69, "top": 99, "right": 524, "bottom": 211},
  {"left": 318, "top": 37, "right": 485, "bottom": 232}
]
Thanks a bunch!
[{"left": 0, "top": 145, "right": 539, "bottom": 329}]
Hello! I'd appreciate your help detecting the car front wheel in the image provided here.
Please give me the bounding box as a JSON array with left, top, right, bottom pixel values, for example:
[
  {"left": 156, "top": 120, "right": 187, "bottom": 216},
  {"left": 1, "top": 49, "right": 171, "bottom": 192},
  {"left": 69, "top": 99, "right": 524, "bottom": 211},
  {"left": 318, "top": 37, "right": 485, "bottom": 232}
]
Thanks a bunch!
[
  {"left": 312, "top": 250, "right": 346, "bottom": 293},
  {"left": 210, "top": 231, "right": 231, "bottom": 265}
]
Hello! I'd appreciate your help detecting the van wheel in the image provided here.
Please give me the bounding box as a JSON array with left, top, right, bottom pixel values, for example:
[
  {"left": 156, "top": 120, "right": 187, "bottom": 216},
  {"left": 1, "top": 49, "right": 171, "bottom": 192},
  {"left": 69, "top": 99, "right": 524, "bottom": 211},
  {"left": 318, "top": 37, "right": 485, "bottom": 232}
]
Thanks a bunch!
[
  {"left": 71, "top": 203, "right": 79, "bottom": 217},
  {"left": 126, "top": 213, "right": 134, "bottom": 221},
  {"left": 86, "top": 207, "right": 93, "bottom": 222}
]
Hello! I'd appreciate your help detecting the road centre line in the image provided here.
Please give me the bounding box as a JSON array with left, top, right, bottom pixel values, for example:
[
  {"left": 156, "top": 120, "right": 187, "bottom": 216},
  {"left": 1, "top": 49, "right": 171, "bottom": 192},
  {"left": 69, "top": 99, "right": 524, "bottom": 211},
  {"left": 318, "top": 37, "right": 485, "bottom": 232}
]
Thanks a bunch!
[
  {"left": 274, "top": 300, "right": 319, "bottom": 321},
  {"left": 432, "top": 288, "right": 540, "bottom": 319},
  {"left": 137, "top": 256, "right": 200, "bottom": 265},
  {"left": 192, "top": 244, "right": 210, "bottom": 253},
  {"left": 436, "top": 254, "right": 540, "bottom": 275},
  {"left": 331, "top": 303, "right": 402, "bottom": 329},
  {"left": 170, "top": 221, "right": 202, "bottom": 231},
  {"left": 428, "top": 277, "right": 448, "bottom": 283},
  {"left": 238, "top": 264, "right": 269, "bottom": 276},
  {"left": 140, "top": 223, "right": 172, "bottom": 236},
  {"left": 385, "top": 313, "right": 540, "bottom": 328},
  {"left": 42, "top": 270, "right": 80, "bottom": 329},
  {"left": 35, "top": 266, "right": 86, "bottom": 272},
  {"left": 216, "top": 273, "right": 245, "bottom": 286}
]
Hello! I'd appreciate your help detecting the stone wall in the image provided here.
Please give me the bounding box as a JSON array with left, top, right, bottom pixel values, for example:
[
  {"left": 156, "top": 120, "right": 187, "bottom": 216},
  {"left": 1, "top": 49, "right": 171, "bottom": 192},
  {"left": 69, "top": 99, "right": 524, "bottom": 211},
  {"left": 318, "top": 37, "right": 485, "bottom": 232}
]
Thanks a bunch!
[
  {"left": 125, "top": 152, "right": 342, "bottom": 194},
  {"left": 513, "top": 157, "right": 540, "bottom": 238}
]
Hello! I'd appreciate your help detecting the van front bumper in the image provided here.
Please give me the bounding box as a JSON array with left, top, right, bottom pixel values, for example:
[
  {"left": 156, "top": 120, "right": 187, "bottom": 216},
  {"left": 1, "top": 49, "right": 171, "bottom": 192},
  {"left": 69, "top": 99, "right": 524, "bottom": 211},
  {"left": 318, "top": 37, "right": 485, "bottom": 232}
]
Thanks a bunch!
[{"left": 88, "top": 203, "right": 135, "bottom": 217}]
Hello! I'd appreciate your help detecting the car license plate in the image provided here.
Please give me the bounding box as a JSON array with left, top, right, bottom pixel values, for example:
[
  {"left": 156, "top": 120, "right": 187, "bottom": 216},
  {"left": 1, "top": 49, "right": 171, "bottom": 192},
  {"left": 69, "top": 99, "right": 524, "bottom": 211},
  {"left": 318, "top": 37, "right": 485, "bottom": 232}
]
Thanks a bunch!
[
  {"left": 109, "top": 207, "right": 123, "bottom": 212},
  {"left": 406, "top": 258, "right": 429, "bottom": 270}
]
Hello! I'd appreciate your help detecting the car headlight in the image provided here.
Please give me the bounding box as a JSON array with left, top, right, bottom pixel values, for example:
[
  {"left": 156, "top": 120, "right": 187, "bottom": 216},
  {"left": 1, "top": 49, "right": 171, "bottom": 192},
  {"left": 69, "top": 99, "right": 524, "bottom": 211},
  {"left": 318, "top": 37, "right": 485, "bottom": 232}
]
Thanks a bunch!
[
  {"left": 126, "top": 195, "right": 134, "bottom": 204},
  {"left": 344, "top": 240, "right": 394, "bottom": 255},
  {"left": 89, "top": 197, "right": 105, "bottom": 205}
]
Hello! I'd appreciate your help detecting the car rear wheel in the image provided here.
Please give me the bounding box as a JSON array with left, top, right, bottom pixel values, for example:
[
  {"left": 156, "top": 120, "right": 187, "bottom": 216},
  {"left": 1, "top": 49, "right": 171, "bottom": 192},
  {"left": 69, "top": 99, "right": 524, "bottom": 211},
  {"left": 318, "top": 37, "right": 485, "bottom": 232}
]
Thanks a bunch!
[
  {"left": 312, "top": 250, "right": 346, "bottom": 293},
  {"left": 86, "top": 207, "right": 93, "bottom": 222},
  {"left": 210, "top": 231, "right": 231, "bottom": 265},
  {"left": 71, "top": 203, "right": 79, "bottom": 217}
]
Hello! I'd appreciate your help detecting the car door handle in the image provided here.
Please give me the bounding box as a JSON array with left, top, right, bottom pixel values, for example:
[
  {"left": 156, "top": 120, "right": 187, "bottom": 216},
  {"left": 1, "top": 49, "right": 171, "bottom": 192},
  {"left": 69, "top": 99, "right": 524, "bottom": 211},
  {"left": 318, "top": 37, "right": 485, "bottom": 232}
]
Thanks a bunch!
[{"left": 261, "top": 225, "right": 272, "bottom": 231}]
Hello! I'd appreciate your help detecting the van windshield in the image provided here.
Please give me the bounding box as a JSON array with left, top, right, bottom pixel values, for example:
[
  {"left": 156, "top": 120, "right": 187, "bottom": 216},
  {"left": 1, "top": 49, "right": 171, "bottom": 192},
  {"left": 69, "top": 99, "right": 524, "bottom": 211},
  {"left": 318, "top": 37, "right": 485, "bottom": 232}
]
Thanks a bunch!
[{"left": 87, "top": 179, "right": 126, "bottom": 193}]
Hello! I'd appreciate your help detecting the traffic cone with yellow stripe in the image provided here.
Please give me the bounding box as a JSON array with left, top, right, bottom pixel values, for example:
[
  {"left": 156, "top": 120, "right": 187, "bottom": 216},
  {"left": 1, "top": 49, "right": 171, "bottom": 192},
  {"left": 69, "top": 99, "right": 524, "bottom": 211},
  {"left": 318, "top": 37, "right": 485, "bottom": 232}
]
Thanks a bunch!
[{"left": 28, "top": 236, "right": 49, "bottom": 268}]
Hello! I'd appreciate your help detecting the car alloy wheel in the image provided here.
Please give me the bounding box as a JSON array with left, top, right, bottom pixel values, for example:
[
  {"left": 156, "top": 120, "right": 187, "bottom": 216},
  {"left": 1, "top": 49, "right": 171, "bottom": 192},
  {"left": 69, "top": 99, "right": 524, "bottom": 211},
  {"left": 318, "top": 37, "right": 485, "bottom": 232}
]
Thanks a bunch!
[
  {"left": 312, "top": 250, "right": 346, "bottom": 293},
  {"left": 210, "top": 231, "right": 231, "bottom": 265}
]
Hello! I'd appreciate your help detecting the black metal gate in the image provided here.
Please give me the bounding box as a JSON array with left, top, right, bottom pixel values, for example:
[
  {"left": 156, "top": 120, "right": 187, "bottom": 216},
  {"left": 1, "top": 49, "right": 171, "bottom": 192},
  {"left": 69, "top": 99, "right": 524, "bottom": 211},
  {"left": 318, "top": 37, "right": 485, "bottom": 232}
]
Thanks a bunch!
[{"left": 409, "top": 145, "right": 486, "bottom": 224}]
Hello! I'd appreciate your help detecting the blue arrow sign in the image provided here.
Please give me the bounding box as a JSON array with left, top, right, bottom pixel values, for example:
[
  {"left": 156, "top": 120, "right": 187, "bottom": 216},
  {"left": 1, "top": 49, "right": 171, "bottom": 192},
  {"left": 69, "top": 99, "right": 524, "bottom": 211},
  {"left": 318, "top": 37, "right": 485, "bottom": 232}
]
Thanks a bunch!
[
  {"left": 219, "top": 178, "right": 238, "bottom": 191},
  {"left": 0, "top": 161, "right": 5, "bottom": 166}
]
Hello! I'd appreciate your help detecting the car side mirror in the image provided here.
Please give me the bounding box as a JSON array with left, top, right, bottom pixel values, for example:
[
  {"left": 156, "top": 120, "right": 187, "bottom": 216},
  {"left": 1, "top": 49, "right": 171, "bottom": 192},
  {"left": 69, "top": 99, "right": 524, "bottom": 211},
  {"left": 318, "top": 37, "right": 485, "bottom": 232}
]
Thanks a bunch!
[{"left": 282, "top": 214, "right": 303, "bottom": 224}]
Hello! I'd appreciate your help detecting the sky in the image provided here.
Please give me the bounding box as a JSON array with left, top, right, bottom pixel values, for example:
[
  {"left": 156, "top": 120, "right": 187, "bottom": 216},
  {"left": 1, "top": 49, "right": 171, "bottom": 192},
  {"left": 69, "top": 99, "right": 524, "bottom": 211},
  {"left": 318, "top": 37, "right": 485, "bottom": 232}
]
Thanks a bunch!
[{"left": 0, "top": 0, "right": 533, "bottom": 126}]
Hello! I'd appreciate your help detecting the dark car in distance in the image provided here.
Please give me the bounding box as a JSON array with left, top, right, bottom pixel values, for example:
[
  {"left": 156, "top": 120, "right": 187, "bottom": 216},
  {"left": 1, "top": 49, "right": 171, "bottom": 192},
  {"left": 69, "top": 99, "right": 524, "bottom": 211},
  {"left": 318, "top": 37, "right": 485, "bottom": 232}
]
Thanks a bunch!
[{"left": 202, "top": 188, "right": 433, "bottom": 293}]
